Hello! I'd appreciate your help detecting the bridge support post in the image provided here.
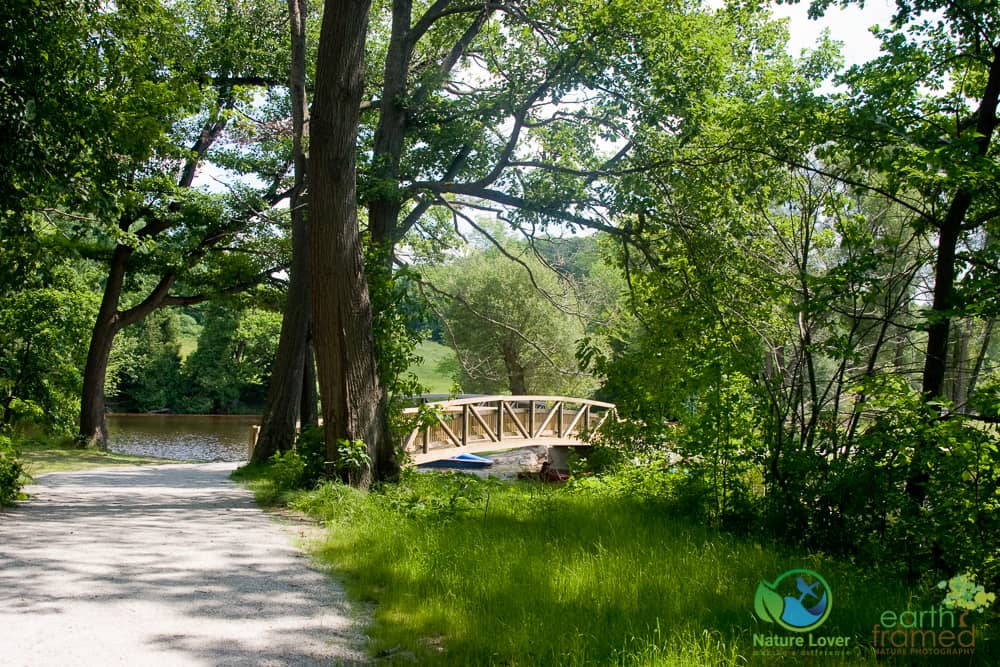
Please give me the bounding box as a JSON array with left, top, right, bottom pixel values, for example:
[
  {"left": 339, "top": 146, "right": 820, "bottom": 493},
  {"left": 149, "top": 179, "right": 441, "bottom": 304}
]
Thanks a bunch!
[
  {"left": 496, "top": 399, "right": 503, "bottom": 442},
  {"left": 462, "top": 404, "right": 468, "bottom": 447}
]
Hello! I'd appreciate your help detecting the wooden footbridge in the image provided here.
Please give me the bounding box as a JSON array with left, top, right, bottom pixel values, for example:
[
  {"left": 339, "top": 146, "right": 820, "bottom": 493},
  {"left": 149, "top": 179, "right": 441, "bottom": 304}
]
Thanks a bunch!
[{"left": 401, "top": 395, "right": 616, "bottom": 465}]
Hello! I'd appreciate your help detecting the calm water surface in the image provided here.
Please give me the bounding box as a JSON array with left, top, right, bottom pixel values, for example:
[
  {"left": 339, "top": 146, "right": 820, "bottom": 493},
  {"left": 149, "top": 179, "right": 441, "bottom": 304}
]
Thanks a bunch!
[
  {"left": 107, "top": 414, "right": 259, "bottom": 462},
  {"left": 108, "top": 414, "right": 549, "bottom": 472}
]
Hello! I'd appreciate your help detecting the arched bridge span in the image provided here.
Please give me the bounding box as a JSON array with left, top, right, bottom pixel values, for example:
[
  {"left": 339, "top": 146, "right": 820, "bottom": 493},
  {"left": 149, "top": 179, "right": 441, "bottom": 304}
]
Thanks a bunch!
[{"left": 401, "top": 395, "right": 616, "bottom": 465}]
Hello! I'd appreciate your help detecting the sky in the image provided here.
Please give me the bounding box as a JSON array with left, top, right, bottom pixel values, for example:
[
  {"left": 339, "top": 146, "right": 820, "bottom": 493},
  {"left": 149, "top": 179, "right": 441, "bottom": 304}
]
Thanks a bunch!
[{"left": 770, "top": 0, "right": 897, "bottom": 68}]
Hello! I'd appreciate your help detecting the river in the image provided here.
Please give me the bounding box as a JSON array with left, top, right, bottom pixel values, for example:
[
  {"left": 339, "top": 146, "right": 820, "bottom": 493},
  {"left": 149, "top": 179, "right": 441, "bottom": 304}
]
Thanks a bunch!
[
  {"left": 107, "top": 413, "right": 547, "bottom": 474},
  {"left": 107, "top": 414, "right": 258, "bottom": 462}
]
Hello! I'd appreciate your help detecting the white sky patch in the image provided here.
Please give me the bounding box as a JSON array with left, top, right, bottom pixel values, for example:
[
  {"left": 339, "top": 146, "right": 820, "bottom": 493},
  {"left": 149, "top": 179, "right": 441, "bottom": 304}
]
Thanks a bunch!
[{"left": 768, "top": 0, "right": 896, "bottom": 68}]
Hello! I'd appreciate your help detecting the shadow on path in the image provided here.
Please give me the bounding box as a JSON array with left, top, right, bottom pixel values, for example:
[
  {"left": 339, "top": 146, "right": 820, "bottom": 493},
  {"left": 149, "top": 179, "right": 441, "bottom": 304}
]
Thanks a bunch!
[{"left": 0, "top": 463, "right": 368, "bottom": 666}]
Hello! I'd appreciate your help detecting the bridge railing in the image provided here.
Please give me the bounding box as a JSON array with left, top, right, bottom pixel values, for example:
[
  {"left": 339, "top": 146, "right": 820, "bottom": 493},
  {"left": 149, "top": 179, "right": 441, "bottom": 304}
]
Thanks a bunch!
[{"left": 400, "top": 395, "right": 616, "bottom": 465}]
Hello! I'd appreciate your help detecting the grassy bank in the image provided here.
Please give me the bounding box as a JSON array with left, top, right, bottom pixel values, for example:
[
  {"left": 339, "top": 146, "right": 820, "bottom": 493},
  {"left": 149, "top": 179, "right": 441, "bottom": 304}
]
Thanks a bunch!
[
  {"left": 19, "top": 436, "right": 188, "bottom": 476},
  {"left": 234, "top": 466, "right": 995, "bottom": 665}
]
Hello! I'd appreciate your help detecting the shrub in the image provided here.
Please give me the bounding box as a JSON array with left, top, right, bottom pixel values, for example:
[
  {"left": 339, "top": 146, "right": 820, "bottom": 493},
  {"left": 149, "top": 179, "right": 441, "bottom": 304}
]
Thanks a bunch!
[
  {"left": 294, "top": 426, "right": 327, "bottom": 488},
  {"left": 761, "top": 375, "right": 1000, "bottom": 583},
  {"left": 267, "top": 449, "right": 307, "bottom": 492},
  {"left": 0, "top": 434, "right": 25, "bottom": 506}
]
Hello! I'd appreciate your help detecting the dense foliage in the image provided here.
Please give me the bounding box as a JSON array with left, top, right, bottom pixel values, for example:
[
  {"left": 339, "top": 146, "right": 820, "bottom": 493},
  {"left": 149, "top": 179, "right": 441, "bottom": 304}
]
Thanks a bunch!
[
  {"left": 109, "top": 304, "right": 281, "bottom": 414},
  {"left": 423, "top": 233, "right": 616, "bottom": 397},
  {"left": 0, "top": 433, "right": 24, "bottom": 506}
]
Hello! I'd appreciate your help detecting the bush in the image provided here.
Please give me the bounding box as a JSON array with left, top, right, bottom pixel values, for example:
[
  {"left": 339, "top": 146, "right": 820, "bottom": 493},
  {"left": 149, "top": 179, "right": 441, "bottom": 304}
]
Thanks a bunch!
[
  {"left": 268, "top": 449, "right": 307, "bottom": 492},
  {"left": 0, "top": 434, "right": 25, "bottom": 506},
  {"left": 760, "top": 375, "right": 1000, "bottom": 584},
  {"left": 294, "top": 426, "right": 327, "bottom": 488}
]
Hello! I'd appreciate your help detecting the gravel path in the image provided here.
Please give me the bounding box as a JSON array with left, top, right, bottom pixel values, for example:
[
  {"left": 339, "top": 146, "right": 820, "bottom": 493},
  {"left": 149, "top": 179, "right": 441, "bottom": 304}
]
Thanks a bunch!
[{"left": 0, "top": 463, "right": 369, "bottom": 666}]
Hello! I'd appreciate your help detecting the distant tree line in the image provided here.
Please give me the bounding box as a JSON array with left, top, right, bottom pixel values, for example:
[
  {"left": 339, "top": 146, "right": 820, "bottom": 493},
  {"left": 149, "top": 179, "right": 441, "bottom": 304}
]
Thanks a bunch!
[{"left": 109, "top": 305, "right": 282, "bottom": 415}]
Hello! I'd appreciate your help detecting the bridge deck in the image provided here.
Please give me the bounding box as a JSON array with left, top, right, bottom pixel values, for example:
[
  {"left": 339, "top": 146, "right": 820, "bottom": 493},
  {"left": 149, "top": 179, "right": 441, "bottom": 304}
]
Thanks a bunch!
[{"left": 401, "top": 395, "right": 615, "bottom": 465}]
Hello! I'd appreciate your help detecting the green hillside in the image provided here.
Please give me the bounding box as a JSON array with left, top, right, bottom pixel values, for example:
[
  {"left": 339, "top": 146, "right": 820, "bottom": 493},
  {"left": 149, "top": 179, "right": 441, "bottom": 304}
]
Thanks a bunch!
[{"left": 409, "top": 340, "right": 458, "bottom": 394}]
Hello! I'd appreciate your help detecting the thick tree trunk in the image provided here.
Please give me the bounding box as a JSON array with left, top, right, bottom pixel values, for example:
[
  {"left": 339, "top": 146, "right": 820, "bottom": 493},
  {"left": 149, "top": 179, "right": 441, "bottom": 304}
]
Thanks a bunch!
[
  {"left": 79, "top": 250, "right": 180, "bottom": 447},
  {"left": 310, "top": 0, "right": 396, "bottom": 488},
  {"left": 79, "top": 319, "right": 118, "bottom": 448},
  {"left": 501, "top": 341, "right": 528, "bottom": 395},
  {"left": 251, "top": 213, "right": 311, "bottom": 462},
  {"left": 251, "top": 0, "right": 313, "bottom": 464},
  {"left": 79, "top": 246, "right": 131, "bottom": 447},
  {"left": 300, "top": 338, "right": 319, "bottom": 427}
]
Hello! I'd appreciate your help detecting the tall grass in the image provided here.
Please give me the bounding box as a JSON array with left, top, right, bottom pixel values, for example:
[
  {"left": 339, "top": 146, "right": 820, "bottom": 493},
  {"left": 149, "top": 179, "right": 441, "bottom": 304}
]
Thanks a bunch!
[{"left": 231, "top": 469, "right": 1000, "bottom": 666}]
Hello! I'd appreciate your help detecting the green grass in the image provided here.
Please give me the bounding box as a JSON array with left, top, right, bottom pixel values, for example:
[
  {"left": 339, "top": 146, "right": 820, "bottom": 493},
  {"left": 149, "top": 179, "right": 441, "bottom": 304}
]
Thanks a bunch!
[
  {"left": 19, "top": 436, "right": 189, "bottom": 476},
  {"left": 233, "top": 466, "right": 996, "bottom": 666},
  {"left": 410, "top": 340, "right": 458, "bottom": 394}
]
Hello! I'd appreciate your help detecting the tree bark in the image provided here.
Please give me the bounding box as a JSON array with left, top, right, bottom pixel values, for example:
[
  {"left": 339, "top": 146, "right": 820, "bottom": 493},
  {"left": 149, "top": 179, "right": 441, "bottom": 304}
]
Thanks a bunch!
[
  {"left": 310, "top": 0, "right": 396, "bottom": 488},
  {"left": 79, "top": 246, "right": 184, "bottom": 446},
  {"left": 251, "top": 0, "right": 313, "bottom": 464},
  {"left": 79, "top": 246, "right": 131, "bottom": 447},
  {"left": 501, "top": 340, "right": 528, "bottom": 395},
  {"left": 251, "top": 211, "right": 311, "bottom": 462},
  {"left": 300, "top": 337, "right": 319, "bottom": 427}
]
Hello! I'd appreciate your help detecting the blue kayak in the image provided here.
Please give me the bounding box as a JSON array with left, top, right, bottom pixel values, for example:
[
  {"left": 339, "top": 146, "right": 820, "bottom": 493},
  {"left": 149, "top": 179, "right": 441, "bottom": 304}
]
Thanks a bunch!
[{"left": 420, "top": 453, "right": 495, "bottom": 469}]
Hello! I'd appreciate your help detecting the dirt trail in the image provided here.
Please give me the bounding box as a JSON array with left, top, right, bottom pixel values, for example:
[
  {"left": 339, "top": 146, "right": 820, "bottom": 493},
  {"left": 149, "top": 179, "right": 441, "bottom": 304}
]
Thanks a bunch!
[{"left": 0, "top": 463, "right": 367, "bottom": 666}]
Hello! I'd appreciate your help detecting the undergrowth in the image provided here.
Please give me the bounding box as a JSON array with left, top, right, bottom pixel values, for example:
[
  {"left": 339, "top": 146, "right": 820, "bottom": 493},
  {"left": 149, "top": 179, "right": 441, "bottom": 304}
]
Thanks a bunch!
[{"left": 233, "top": 463, "right": 998, "bottom": 665}]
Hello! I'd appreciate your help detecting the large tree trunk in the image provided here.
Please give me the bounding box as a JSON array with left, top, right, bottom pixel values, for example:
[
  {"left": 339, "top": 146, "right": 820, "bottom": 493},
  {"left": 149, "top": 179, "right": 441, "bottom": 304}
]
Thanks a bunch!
[
  {"left": 79, "top": 318, "right": 118, "bottom": 448},
  {"left": 79, "top": 246, "right": 131, "bottom": 447},
  {"left": 251, "top": 213, "right": 311, "bottom": 462},
  {"left": 251, "top": 0, "right": 313, "bottom": 464},
  {"left": 79, "top": 251, "right": 180, "bottom": 447},
  {"left": 300, "top": 337, "right": 319, "bottom": 427},
  {"left": 310, "top": 0, "right": 396, "bottom": 488}
]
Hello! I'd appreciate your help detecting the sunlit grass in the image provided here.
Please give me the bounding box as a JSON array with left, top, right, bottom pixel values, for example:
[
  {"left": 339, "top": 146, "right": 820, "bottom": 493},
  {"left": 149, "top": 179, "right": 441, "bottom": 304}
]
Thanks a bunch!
[
  {"left": 19, "top": 436, "right": 189, "bottom": 476},
  {"left": 227, "top": 466, "right": 997, "bottom": 666},
  {"left": 410, "top": 340, "right": 458, "bottom": 394}
]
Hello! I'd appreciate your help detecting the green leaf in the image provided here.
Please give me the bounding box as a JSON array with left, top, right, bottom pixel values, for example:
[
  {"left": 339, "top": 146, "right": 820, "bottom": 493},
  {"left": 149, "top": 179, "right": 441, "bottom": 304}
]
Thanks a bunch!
[{"left": 755, "top": 581, "right": 783, "bottom": 624}]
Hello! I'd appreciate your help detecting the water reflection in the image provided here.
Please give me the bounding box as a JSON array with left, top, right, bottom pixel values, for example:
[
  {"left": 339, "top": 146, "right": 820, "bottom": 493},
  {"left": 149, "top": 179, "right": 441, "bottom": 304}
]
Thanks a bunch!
[
  {"left": 108, "top": 414, "right": 553, "bottom": 473},
  {"left": 107, "top": 414, "right": 259, "bottom": 462}
]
